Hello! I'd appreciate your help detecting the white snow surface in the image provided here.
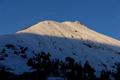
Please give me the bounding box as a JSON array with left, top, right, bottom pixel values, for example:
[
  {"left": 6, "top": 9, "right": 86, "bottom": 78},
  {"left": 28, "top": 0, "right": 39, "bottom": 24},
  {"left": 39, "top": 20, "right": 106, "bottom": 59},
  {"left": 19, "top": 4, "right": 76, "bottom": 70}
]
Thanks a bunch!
[{"left": 0, "top": 20, "right": 120, "bottom": 74}]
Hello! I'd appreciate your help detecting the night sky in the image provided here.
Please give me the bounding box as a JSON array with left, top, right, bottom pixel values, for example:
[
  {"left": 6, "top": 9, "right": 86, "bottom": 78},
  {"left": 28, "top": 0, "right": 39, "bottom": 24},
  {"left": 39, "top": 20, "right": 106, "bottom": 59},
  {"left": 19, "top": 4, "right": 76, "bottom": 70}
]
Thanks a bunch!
[{"left": 0, "top": 0, "right": 119, "bottom": 39}]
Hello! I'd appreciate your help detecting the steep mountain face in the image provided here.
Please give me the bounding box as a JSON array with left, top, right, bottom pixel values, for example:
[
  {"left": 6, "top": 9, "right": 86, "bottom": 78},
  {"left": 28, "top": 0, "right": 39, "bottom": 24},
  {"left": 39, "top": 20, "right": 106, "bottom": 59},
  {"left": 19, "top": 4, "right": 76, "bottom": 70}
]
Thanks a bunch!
[{"left": 0, "top": 20, "right": 120, "bottom": 75}]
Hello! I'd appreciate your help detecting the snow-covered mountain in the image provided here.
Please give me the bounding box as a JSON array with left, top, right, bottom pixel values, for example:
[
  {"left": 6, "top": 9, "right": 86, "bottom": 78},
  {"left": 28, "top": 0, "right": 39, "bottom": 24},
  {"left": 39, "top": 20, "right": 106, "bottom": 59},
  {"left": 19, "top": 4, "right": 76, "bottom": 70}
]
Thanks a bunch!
[{"left": 0, "top": 20, "right": 120, "bottom": 76}]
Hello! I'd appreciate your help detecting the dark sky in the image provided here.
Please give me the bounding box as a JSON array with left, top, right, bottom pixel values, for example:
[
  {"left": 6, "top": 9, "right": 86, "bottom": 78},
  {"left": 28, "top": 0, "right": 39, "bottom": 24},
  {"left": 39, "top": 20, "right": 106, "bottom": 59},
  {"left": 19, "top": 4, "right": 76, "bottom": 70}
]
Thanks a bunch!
[{"left": 0, "top": 0, "right": 120, "bottom": 39}]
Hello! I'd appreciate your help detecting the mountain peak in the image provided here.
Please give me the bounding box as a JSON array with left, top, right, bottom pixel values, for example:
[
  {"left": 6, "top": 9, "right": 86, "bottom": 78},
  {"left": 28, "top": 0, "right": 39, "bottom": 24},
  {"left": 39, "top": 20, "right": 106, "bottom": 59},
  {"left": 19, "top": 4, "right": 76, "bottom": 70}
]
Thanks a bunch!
[
  {"left": 18, "top": 20, "right": 87, "bottom": 34},
  {"left": 39, "top": 20, "right": 82, "bottom": 24},
  {"left": 17, "top": 20, "right": 120, "bottom": 48},
  {"left": 39, "top": 20, "right": 59, "bottom": 24}
]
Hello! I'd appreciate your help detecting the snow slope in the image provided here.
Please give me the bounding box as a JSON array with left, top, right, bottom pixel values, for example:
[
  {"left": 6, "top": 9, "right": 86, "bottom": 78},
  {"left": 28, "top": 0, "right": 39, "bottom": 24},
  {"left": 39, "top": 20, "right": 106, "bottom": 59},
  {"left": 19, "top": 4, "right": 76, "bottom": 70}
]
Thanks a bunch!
[{"left": 0, "top": 20, "right": 120, "bottom": 74}]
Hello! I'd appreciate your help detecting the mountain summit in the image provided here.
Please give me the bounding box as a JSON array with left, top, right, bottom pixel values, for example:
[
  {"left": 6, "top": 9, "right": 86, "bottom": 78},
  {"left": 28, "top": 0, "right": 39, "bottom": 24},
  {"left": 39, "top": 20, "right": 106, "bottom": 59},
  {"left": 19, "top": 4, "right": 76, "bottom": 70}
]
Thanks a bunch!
[
  {"left": 0, "top": 20, "right": 120, "bottom": 78},
  {"left": 18, "top": 20, "right": 120, "bottom": 47}
]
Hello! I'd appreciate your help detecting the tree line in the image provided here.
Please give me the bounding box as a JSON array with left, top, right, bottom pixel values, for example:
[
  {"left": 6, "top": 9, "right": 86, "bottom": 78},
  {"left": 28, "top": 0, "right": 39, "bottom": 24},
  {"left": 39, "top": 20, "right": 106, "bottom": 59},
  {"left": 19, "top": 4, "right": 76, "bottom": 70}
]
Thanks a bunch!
[{"left": 0, "top": 51, "right": 120, "bottom": 80}]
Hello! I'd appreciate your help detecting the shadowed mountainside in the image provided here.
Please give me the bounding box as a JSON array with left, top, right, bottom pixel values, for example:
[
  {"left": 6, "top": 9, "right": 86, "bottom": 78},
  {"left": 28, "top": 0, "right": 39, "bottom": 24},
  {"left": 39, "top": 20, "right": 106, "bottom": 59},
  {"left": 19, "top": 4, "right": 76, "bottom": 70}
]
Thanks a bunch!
[{"left": 0, "top": 33, "right": 120, "bottom": 74}]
